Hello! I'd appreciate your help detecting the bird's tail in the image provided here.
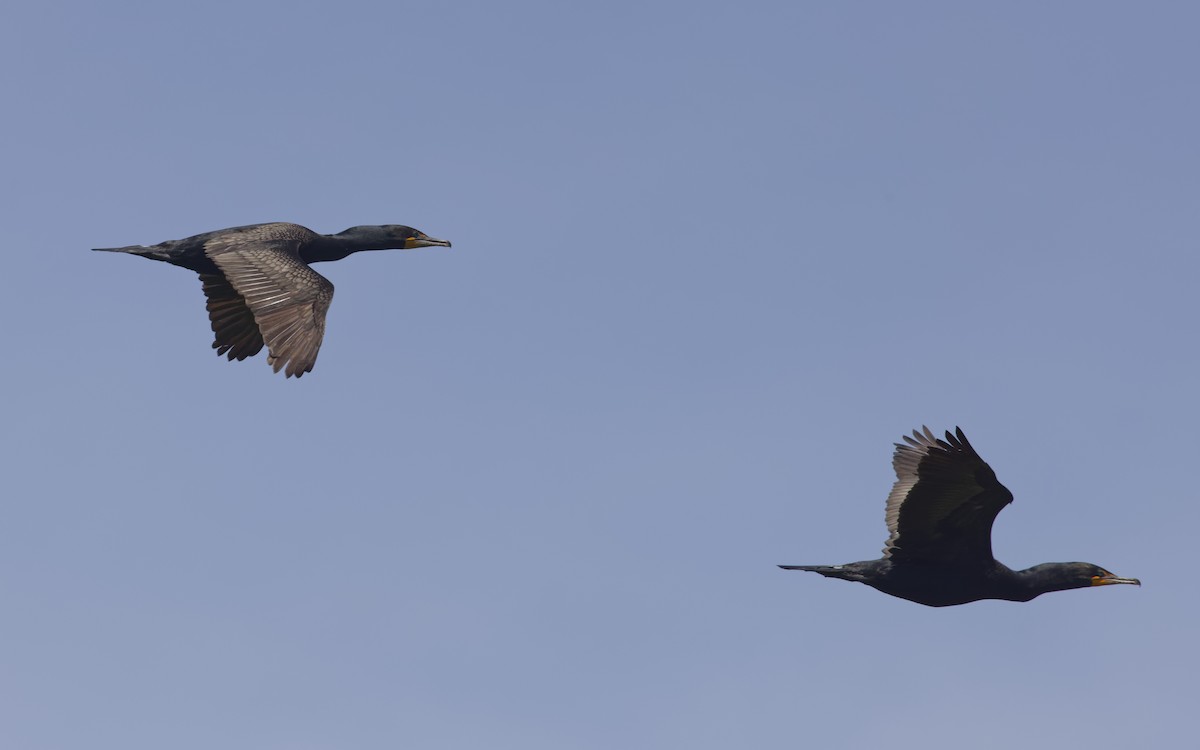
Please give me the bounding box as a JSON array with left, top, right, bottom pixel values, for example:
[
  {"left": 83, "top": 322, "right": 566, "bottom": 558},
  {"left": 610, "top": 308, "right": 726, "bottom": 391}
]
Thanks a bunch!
[
  {"left": 778, "top": 564, "right": 864, "bottom": 581},
  {"left": 92, "top": 245, "right": 148, "bottom": 254},
  {"left": 92, "top": 244, "right": 178, "bottom": 263}
]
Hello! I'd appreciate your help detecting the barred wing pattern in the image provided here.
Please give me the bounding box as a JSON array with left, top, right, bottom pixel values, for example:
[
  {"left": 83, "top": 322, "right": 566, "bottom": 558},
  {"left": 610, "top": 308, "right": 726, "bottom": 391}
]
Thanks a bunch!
[
  {"left": 198, "top": 273, "right": 265, "bottom": 361},
  {"left": 206, "top": 238, "right": 334, "bottom": 378}
]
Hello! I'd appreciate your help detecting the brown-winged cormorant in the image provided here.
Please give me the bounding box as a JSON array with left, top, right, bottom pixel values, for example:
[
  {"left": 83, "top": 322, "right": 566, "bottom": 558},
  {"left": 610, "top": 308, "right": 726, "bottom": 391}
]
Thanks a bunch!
[
  {"left": 779, "top": 427, "right": 1140, "bottom": 606},
  {"left": 95, "top": 222, "right": 450, "bottom": 377}
]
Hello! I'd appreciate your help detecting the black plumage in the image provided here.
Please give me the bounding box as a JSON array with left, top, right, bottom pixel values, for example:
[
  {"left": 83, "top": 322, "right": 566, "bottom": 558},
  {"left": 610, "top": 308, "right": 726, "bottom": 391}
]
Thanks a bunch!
[
  {"left": 95, "top": 222, "right": 450, "bottom": 377},
  {"left": 779, "top": 427, "right": 1140, "bottom": 606}
]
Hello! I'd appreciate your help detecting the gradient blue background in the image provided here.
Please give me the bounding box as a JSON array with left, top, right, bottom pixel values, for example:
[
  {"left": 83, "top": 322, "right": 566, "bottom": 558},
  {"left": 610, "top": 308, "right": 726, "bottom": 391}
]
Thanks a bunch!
[{"left": 2, "top": 2, "right": 1193, "bottom": 748}]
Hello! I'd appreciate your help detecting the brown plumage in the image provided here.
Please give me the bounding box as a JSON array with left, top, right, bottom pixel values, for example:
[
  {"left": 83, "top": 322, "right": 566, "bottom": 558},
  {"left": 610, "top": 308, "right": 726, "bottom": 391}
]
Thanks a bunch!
[{"left": 95, "top": 222, "right": 450, "bottom": 377}]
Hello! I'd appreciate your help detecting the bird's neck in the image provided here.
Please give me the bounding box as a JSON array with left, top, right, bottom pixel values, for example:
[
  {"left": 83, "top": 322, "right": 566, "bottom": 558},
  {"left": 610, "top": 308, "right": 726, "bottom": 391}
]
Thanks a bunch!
[
  {"left": 301, "top": 234, "right": 369, "bottom": 263},
  {"left": 1011, "top": 563, "right": 1086, "bottom": 599}
]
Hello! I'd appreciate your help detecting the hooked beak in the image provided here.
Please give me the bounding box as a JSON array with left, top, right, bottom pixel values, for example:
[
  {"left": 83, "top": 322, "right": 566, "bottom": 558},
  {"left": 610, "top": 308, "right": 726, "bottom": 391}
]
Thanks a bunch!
[
  {"left": 406, "top": 236, "right": 452, "bottom": 249},
  {"left": 1092, "top": 573, "right": 1141, "bottom": 587}
]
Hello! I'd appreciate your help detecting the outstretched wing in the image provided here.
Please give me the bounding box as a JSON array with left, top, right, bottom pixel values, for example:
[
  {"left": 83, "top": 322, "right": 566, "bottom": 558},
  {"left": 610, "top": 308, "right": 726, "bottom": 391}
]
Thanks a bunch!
[
  {"left": 205, "top": 236, "right": 334, "bottom": 378},
  {"left": 198, "top": 273, "right": 265, "bottom": 361},
  {"left": 882, "top": 427, "right": 1014, "bottom": 565}
]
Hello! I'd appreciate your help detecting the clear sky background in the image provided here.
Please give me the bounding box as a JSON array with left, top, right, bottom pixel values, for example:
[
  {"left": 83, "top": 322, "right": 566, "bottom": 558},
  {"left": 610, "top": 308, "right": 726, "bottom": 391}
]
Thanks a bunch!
[{"left": 1, "top": 2, "right": 1194, "bottom": 748}]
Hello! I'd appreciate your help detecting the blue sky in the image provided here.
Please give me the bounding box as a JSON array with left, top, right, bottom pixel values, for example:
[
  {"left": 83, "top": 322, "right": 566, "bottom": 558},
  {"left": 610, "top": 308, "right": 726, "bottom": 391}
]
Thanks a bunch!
[{"left": 1, "top": 2, "right": 1194, "bottom": 748}]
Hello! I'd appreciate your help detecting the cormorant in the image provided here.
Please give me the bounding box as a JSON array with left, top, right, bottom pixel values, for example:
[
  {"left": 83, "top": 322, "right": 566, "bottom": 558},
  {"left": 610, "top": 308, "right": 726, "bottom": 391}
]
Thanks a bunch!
[
  {"left": 779, "top": 427, "right": 1140, "bottom": 606},
  {"left": 95, "top": 222, "right": 450, "bottom": 377}
]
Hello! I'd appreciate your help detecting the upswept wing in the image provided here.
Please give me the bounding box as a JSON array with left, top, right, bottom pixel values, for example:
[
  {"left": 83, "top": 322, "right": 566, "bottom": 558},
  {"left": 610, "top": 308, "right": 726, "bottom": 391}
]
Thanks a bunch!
[{"left": 882, "top": 427, "right": 1014, "bottom": 565}]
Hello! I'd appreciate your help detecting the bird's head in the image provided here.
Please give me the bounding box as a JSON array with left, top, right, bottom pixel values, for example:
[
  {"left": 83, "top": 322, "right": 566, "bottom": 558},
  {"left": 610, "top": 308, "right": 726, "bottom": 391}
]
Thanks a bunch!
[
  {"left": 336, "top": 225, "right": 452, "bottom": 250},
  {"left": 1031, "top": 562, "right": 1141, "bottom": 590}
]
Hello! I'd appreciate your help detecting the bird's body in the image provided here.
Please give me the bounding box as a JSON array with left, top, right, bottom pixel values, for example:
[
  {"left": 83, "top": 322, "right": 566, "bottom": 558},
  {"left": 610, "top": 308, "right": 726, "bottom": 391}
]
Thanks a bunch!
[
  {"left": 95, "top": 222, "right": 450, "bottom": 377},
  {"left": 786, "top": 559, "right": 1100, "bottom": 607},
  {"left": 780, "top": 427, "right": 1140, "bottom": 607}
]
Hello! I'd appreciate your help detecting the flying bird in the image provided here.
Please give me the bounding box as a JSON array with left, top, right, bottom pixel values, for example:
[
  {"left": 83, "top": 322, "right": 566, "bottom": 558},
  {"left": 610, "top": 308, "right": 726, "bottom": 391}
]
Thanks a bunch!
[
  {"left": 95, "top": 222, "right": 450, "bottom": 377},
  {"left": 779, "top": 427, "right": 1140, "bottom": 606}
]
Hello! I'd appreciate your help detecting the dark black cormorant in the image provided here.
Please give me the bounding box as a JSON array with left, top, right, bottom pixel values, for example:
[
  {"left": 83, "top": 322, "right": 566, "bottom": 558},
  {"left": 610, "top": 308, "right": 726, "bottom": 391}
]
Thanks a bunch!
[
  {"left": 779, "top": 427, "right": 1140, "bottom": 607},
  {"left": 95, "top": 222, "right": 450, "bottom": 377}
]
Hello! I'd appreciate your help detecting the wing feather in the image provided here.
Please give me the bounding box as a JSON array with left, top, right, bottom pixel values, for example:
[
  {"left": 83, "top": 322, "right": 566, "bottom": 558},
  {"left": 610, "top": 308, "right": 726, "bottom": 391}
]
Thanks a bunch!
[
  {"left": 198, "top": 273, "right": 265, "bottom": 361},
  {"left": 205, "top": 237, "right": 334, "bottom": 378},
  {"left": 882, "top": 426, "right": 1014, "bottom": 564}
]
